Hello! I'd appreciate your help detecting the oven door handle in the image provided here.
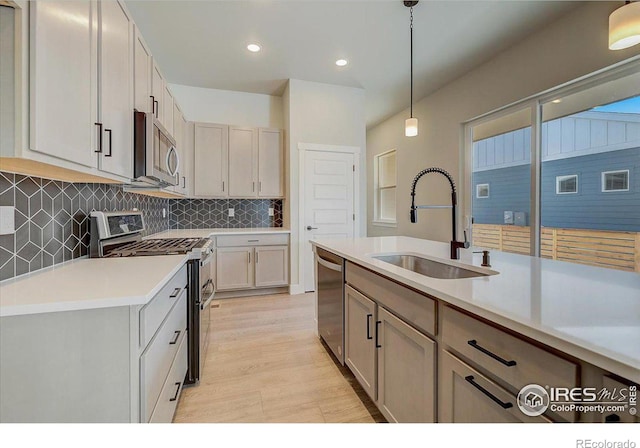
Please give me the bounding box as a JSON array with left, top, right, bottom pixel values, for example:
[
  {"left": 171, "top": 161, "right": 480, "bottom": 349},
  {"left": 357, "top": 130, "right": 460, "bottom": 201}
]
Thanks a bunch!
[
  {"left": 200, "top": 279, "right": 215, "bottom": 310},
  {"left": 200, "top": 251, "right": 214, "bottom": 267}
]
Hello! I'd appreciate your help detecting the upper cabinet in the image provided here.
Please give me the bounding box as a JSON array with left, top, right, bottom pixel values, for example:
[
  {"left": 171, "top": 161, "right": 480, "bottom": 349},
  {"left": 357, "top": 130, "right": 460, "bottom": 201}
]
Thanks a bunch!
[
  {"left": 29, "top": 0, "right": 133, "bottom": 179},
  {"left": 151, "top": 61, "right": 165, "bottom": 125},
  {"left": 171, "top": 103, "right": 190, "bottom": 196},
  {"left": 228, "top": 127, "right": 258, "bottom": 198},
  {"left": 133, "top": 27, "right": 152, "bottom": 114},
  {"left": 163, "top": 85, "right": 174, "bottom": 136},
  {"left": 193, "top": 124, "right": 284, "bottom": 199},
  {"left": 194, "top": 123, "right": 228, "bottom": 197}
]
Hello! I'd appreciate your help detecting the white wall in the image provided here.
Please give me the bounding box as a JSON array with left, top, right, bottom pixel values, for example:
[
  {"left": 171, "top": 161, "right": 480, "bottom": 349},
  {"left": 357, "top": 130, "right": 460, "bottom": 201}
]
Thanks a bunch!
[
  {"left": 285, "top": 79, "right": 366, "bottom": 293},
  {"left": 367, "top": 1, "right": 640, "bottom": 241},
  {"left": 168, "top": 84, "right": 283, "bottom": 128}
]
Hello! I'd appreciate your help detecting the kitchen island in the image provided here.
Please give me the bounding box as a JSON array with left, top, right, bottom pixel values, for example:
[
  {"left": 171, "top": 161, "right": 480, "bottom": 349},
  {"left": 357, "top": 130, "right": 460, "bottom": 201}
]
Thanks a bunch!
[{"left": 311, "top": 236, "right": 640, "bottom": 423}]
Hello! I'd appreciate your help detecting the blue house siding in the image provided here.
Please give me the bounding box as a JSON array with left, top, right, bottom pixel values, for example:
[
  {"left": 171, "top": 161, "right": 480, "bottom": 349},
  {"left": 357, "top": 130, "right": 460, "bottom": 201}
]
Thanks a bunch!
[
  {"left": 472, "top": 147, "right": 640, "bottom": 232},
  {"left": 472, "top": 164, "right": 530, "bottom": 226},
  {"left": 540, "top": 147, "right": 640, "bottom": 231}
]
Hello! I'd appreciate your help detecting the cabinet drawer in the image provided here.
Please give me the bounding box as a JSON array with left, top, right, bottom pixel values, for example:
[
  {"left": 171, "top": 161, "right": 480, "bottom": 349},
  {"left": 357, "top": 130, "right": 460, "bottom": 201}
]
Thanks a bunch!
[
  {"left": 346, "top": 262, "right": 436, "bottom": 337},
  {"left": 149, "top": 332, "right": 188, "bottom": 423},
  {"left": 441, "top": 306, "right": 578, "bottom": 420},
  {"left": 140, "top": 292, "right": 187, "bottom": 423},
  {"left": 439, "top": 350, "right": 553, "bottom": 423},
  {"left": 216, "top": 233, "right": 289, "bottom": 247},
  {"left": 140, "top": 265, "right": 188, "bottom": 348}
]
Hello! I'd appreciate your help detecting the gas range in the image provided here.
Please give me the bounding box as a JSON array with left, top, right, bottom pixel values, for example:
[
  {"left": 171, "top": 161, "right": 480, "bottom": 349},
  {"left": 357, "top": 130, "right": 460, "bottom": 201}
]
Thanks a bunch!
[{"left": 105, "top": 237, "right": 213, "bottom": 259}]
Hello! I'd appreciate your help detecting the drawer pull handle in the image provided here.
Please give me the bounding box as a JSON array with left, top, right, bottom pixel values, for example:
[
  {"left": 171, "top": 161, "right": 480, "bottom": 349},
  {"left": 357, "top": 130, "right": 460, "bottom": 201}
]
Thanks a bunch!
[
  {"left": 465, "top": 375, "right": 513, "bottom": 410},
  {"left": 169, "top": 382, "right": 181, "bottom": 402},
  {"left": 170, "top": 288, "right": 181, "bottom": 298},
  {"left": 467, "top": 339, "right": 517, "bottom": 367},
  {"left": 366, "top": 314, "right": 373, "bottom": 340},
  {"left": 169, "top": 330, "right": 181, "bottom": 345},
  {"left": 248, "top": 239, "right": 259, "bottom": 242},
  {"left": 375, "top": 320, "right": 382, "bottom": 348}
]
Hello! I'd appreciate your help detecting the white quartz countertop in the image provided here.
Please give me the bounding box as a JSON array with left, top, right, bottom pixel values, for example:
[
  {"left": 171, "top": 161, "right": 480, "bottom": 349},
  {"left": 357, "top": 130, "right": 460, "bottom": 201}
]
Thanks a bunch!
[
  {"left": 311, "top": 236, "right": 640, "bottom": 382},
  {"left": 0, "top": 255, "right": 187, "bottom": 317},
  {"left": 150, "top": 228, "right": 291, "bottom": 239}
]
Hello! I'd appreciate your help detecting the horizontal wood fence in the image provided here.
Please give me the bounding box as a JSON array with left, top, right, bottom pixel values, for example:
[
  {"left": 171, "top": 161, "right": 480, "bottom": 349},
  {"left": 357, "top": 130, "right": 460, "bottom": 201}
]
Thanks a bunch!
[{"left": 472, "top": 224, "right": 640, "bottom": 273}]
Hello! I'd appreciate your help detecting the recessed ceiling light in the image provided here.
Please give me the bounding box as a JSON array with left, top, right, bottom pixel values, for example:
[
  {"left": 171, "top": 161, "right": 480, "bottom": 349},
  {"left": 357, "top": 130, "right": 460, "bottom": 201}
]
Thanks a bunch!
[
  {"left": 247, "top": 43, "right": 261, "bottom": 53},
  {"left": 335, "top": 59, "right": 348, "bottom": 67},
  {"left": 552, "top": 99, "right": 562, "bottom": 104}
]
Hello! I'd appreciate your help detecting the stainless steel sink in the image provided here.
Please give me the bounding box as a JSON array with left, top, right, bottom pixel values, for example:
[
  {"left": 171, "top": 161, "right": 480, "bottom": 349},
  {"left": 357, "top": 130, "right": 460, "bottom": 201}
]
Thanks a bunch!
[{"left": 372, "top": 254, "right": 492, "bottom": 279}]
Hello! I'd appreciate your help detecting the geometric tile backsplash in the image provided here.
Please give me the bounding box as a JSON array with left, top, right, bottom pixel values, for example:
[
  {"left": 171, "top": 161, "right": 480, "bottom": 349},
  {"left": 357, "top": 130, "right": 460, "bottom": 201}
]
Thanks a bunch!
[
  {"left": 169, "top": 198, "right": 283, "bottom": 229},
  {"left": 0, "top": 171, "right": 284, "bottom": 282}
]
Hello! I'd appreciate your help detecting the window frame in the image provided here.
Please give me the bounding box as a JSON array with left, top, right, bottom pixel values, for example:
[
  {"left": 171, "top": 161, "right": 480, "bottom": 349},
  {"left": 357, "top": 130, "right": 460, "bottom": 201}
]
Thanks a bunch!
[
  {"left": 476, "top": 183, "right": 490, "bottom": 199},
  {"left": 601, "top": 170, "right": 630, "bottom": 193},
  {"left": 555, "top": 175, "right": 578, "bottom": 195},
  {"left": 373, "top": 149, "right": 397, "bottom": 227}
]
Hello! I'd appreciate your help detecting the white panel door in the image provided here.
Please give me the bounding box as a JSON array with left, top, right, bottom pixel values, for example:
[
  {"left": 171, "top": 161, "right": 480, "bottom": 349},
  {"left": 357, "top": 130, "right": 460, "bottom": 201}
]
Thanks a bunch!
[
  {"left": 228, "top": 127, "right": 258, "bottom": 197},
  {"left": 304, "top": 150, "right": 355, "bottom": 291},
  {"left": 30, "top": 1, "right": 98, "bottom": 168},
  {"left": 194, "top": 123, "right": 228, "bottom": 197},
  {"left": 99, "top": 0, "right": 133, "bottom": 178}
]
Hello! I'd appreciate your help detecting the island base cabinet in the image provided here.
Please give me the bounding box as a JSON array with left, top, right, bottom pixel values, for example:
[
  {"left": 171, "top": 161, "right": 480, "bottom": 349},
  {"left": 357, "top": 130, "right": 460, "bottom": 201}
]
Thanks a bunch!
[
  {"left": 439, "top": 350, "right": 552, "bottom": 423},
  {"left": 345, "top": 285, "right": 377, "bottom": 402},
  {"left": 377, "top": 308, "right": 435, "bottom": 423}
]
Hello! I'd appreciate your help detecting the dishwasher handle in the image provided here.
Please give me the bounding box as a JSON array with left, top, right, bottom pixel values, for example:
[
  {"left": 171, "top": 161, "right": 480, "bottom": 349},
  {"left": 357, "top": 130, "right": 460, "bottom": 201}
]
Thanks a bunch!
[{"left": 316, "top": 255, "right": 342, "bottom": 273}]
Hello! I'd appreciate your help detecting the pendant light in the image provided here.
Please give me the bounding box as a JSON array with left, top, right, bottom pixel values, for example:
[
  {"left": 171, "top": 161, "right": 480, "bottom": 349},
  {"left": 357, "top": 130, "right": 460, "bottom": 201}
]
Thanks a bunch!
[
  {"left": 609, "top": 1, "right": 640, "bottom": 50},
  {"left": 405, "top": 1, "right": 418, "bottom": 137}
]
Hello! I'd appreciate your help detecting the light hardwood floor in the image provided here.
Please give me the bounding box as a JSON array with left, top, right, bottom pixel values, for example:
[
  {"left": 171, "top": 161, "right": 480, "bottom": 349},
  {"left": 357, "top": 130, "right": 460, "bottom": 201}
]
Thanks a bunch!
[{"left": 174, "top": 293, "right": 385, "bottom": 423}]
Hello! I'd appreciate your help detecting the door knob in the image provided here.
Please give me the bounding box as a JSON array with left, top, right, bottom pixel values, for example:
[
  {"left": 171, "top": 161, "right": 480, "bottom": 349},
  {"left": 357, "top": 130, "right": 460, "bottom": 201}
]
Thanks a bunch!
[{"left": 306, "top": 226, "right": 318, "bottom": 230}]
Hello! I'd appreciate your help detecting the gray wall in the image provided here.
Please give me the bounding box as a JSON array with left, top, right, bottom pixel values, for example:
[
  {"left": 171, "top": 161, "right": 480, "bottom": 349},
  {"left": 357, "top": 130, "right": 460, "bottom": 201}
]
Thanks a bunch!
[
  {"left": 472, "top": 164, "right": 530, "bottom": 226},
  {"left": 472, "top": 147, "right": 640, "bottom": 232}
]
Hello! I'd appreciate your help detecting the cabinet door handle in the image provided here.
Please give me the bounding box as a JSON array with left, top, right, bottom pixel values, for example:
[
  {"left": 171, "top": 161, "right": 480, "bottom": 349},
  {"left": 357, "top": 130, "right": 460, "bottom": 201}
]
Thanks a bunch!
[
  {"left": 467, "top": 339, "right": 517, "bottom": 367},
  {"left": 150, "top": 95, "right": 155, "bottom": 114},
  {"left": 248, "top": 252, "right": 251, "bottom": 264},
  {"left": 366, "top": 314, "right": 373, "bottom": 340},
  {"left": 222, "top": 181, "right": 225, "bottom": 192},
  {"left": 252, "top": 182, "right": 255, "bottom": 192},
  {"left": 104, "top": 129, "right": 113, "bottom": 157},
  {"left": 375, "top": 320, "right": 381, "bottom": 348},
  {"left": 465, "top": 375, "right": 513, "bottom": 409},
  {"left": 94, "top": 122, "right": 103, "bottom": 153},
  {"left": 259, "top": 181, "right": 262, "bottom": 192},
  {"left": 169, "top": 330, "right": 181, "bottom": 345},
  {"left": 169, "top": 382, "right": 181, "bottom": 402},
  {"left": 154, "top": 100, "right": 159, "bottom": 118},
  {"left": 170, "top": 287, "right": 181, "bottom": 298},
  {"left": 182, "top": 176, "right": 186, "bottom": 188},
  {"left": 255, "top": 252, "right": 259, "bottom": 264}
]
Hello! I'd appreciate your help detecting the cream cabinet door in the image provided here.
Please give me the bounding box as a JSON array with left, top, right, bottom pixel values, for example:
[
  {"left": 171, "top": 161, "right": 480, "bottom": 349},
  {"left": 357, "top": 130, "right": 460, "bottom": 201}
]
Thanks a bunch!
[
  {"left": 133, "top": 27, "right": 152, "bottom": 113},
  {"left": 377, "top": 307, "right": 435, "bottom": 423},
  {"left": 258, "top": 128, "right": 283, "bottom": 197},
  {"left": 29, "top": 1, "right": 98, "bottom": 168},
  {"left": 345, "top": 285, "right": 377, "bottom": 401},
  {"left": 194, "top": 123, "right": 228, "bottom": 197},
  {"left": 163, "top": 85, "right": 174, "bottom": 136},
  {"left": 216, "top": 248, "right": 253, "bottom": 291},
  {"left": 228, "top": 127, "right": 258, "bottom": 198},
  {"left": 439, "top": 350, "right": 552, "bottom": 423},
  {"left": 254, "top": 246, "right": 288, "bottom": 287},
  {"left": 98, "top": 0, "right": 133, "bottom": 179},
  {"left": 151, "top": 61, "right": 164, "bottom": 123}
]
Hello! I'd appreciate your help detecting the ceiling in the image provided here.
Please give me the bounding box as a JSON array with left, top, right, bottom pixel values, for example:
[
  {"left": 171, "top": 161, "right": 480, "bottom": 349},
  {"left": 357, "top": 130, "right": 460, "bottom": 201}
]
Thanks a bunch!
[{"left": 126, "top": 1, "right": 582, "bottom": 128}]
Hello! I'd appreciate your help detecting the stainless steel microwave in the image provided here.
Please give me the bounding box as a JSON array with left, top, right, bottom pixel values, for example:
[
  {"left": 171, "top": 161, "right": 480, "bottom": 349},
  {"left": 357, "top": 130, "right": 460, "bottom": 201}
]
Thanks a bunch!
[{"left": 133, "top": 110, "right": 179, "bottom": 187}]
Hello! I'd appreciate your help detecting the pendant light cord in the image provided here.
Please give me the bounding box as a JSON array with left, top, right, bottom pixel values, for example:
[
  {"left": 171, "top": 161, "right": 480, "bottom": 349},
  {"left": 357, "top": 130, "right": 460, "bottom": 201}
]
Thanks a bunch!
[{"left": 410, "top": 5, "right": 414, "bottom": 118}]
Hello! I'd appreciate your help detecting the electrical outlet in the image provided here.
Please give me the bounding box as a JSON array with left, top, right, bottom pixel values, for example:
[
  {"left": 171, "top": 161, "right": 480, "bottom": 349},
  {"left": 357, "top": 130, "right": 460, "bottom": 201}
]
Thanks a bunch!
[
  {"left": 0, "top": 206, "right": 16, "bottom": 235},
  {"left": 228, "top": 208, "right": 235, "bottom": 217},
  {"left": 162, "top": 208, "right": 167, "bottom": 218},
  {"left": 268, "top": 207, "right": 274, "bottom": 217}
]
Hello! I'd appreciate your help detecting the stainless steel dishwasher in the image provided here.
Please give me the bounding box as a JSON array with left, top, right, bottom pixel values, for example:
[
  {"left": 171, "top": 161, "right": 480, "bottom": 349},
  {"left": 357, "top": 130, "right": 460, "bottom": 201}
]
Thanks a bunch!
[{"left": 315, "top": 247, "right": 345, "bottom": 365}]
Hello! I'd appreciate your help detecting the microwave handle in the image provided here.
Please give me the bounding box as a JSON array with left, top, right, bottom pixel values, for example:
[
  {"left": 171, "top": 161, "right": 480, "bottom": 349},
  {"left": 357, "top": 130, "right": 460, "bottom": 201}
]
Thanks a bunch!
[{"left": 166, "top": 146, "right": 180, "bottom": 177}]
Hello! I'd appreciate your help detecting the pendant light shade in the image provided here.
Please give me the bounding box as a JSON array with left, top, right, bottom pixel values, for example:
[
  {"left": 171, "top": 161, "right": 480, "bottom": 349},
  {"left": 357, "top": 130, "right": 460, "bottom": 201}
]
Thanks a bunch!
[
  {"left": 609, "top": 1, "right": 640, "bottom": 50},
  {"left": 405, "top": 118, "right": 418, "bottom": 137},
  {"left": 404, "top": 1, "right": 418, "bottom": 137}
]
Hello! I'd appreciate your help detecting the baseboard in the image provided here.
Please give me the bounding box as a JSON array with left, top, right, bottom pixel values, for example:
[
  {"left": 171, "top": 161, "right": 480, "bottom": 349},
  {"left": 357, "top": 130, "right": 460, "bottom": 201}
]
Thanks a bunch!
[
  {"left": 215, "top": 287, "right": 288, "bottom": 299},
  {"left": 288, "top": 283, "right": 306, "bottom": 295}
]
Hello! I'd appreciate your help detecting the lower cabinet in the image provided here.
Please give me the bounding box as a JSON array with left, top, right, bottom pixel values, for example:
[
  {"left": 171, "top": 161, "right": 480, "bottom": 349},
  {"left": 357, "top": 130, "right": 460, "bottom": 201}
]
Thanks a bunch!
[
  {"left": 439, "top": 350, "right": 551, "bottom": 423},
  {"left": 215, "top": 235, "right": 289, "bottom": 292},
  {"left": 344, "top": 285, "right": 436, "bottom": 423}
]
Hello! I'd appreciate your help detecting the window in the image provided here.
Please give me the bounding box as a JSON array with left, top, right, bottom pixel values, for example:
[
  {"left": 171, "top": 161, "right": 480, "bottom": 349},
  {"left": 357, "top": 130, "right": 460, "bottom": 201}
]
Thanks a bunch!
[
  {"left": 476, "top": 184, "right": 490, "bottom": 198},
  {"left": 556, "top": 175, "right": 578, "bottom": 194},
  {"left": 374, "top": 149, "right": 397, "bottom": 225},
  {"left": 466, "top": 59, "right": 639, "bottom": 272},
  {"left": 602, "top": 170, "right": 629, "bottom": 192}
]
